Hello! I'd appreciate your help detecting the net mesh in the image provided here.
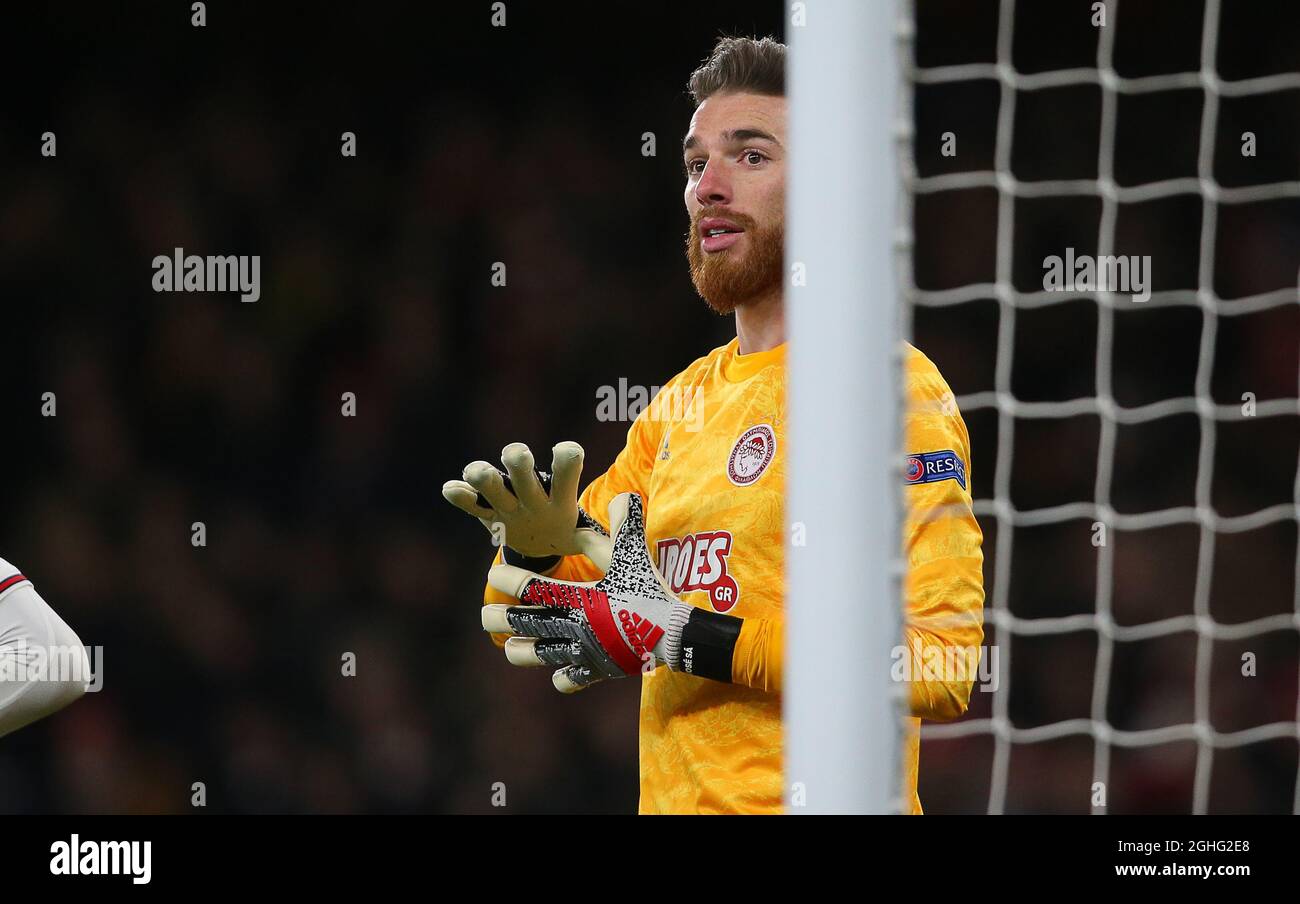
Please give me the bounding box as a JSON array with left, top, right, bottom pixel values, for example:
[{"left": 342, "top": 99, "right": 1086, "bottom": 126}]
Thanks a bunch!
[{"left": 899, "top": 0, "right": 1300, "bottom": 814}]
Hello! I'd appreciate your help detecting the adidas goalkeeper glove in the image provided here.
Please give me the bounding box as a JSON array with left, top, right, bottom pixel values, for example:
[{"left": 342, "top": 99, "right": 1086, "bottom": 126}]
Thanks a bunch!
[
  {"left": 442, "top": 441, "right": 608, "bottom": 573},
  {"left": 483, "top": 492, "right": 743, "bottom": 693}
]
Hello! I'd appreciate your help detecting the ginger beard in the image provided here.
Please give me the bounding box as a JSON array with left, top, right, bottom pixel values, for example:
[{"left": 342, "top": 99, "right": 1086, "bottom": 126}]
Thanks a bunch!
[{"left": 685, "top": 206, "right": 784, "bottom": 315}]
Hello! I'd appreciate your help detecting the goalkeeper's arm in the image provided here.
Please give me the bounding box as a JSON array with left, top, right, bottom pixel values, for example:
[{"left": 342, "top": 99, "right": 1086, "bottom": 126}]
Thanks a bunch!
[
  {"left": 477, "top": 474, "right": 982, "bottom": 708},
  {"left": 480, "top": 479, "right": 983, "bottom": 707},
  {"left": 683, "top": 602, "right": 984, "bottom": 716}
]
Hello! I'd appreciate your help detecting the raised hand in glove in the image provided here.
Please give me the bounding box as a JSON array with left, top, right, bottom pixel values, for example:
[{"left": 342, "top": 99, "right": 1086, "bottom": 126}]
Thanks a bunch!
[{"left": 442, "top": 441, "right": 608, "bottom": 573}]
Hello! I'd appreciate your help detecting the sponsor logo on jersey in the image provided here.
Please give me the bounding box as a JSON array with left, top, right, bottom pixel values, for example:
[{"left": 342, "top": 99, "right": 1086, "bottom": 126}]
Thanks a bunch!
[
  {"left": 904, "top": 449, "right": 967, "bottom": 490},
  {"left": 727, "top": 424, "right": 776, "bottom": 486},
  {"left": 656, "top": 530, "right": 741, "bottom": 613}
]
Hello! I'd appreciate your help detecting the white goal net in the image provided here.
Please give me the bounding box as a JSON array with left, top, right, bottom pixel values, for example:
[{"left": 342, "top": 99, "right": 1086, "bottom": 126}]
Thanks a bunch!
[{"left": 900, "top": 0, "right": 1300, "bottom": 814}]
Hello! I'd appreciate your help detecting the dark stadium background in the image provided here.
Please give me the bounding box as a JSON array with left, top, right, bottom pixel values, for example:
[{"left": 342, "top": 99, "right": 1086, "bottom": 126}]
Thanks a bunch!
[{"left": 0, "top": 0, "right": 1296, "bottom": 814}]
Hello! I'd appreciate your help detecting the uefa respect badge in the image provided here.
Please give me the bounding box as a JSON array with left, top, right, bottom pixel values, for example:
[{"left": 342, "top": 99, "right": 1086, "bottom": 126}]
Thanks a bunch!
[{"left": 904, "top": 449, "right": 967, "bottom": 491}]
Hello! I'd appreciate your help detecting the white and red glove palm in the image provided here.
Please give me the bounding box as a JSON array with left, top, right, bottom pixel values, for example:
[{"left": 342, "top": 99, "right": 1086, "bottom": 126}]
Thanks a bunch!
[{"left": 483, "top": 492, "right": 694, "bottom": 693}]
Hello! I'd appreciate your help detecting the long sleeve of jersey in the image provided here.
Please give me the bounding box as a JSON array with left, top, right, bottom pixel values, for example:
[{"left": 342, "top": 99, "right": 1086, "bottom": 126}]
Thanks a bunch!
[
  {"left": 0, "top": 560, "right": 91, "bottom": 738},
  {"left": 896, "top": 353, "right": 986, "bottom": 720}
]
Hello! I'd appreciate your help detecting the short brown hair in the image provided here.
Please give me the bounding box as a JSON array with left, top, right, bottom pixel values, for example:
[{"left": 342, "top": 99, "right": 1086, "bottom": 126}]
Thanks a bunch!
[{"left": 687, "top": 35, "right": 786, "bottom": 107}]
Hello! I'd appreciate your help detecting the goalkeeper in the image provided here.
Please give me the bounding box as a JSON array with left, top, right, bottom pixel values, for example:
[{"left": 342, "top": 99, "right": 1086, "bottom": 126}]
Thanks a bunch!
[{"left": 443, "top": 35, "right": 984, "bottom": 814}]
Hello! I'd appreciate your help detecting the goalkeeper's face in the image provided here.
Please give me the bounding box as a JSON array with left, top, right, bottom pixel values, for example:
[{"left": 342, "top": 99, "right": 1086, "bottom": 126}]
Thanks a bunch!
[{"left": 682, "top": 92, "right": 786, "bottom": 315}]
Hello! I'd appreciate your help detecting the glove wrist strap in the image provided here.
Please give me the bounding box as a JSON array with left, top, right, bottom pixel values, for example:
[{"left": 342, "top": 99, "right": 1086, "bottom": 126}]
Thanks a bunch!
[
  {"left": 501, "top": 545, "right": 562, "bottom": 574},
  {"left": 661, "top": 602, "right": 694, "bottom": 673},
  {"left": 675, "top": 609, "right": 743, "bottom": 683}
]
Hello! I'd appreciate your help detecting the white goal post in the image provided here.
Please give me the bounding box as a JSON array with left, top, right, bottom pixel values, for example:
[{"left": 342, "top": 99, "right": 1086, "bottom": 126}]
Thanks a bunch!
[
  {"left": 786, "top": 0, "right": 907, "bottom": 814},
  {"left": 787, "top": 0, "right": 1300, "bottom": 816}
]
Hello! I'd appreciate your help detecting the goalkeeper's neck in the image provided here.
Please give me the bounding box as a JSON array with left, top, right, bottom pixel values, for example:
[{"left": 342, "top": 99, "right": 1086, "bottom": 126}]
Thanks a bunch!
[{"left": 734, "top": 291, "right": 785, "bottom": 355}]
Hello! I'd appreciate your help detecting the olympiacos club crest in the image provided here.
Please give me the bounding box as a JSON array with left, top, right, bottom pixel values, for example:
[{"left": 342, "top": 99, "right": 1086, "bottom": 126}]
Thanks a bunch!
[{"left": 727, "top": 424, "right": 777, "bottom": 486}]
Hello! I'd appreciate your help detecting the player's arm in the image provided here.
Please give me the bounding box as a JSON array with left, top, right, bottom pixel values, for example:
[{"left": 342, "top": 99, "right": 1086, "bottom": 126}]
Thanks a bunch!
[
  {"left": 0, "top": 562, "right": 91, "bottom": 738},
  {"left": 898, "top": 358, "right": 986, "bottom": 721}
]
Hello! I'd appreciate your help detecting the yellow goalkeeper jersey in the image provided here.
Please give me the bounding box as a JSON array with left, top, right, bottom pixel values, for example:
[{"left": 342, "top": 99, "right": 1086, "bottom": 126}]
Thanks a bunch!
[{"left": 482, "top": 337, "right": 985, "bottom": 814}]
